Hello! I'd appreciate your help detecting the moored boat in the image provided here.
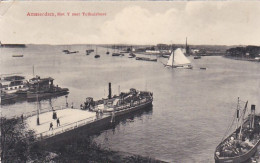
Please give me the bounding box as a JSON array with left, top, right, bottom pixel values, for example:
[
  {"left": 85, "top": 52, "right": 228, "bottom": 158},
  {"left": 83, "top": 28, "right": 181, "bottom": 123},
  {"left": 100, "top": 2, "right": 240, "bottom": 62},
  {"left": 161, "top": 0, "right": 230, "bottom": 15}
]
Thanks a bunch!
[
  {"left": 194, "top": 56, "right": 201, "bottom": 59},
  {"left": 0, "top": 90, "right": 17, "bottom": 105},
  {"left": 112, "top": 53, "right": 121, "bottom": 56},
  {"left": 136, "top": 57, "right": 157, "bottom": 62},
  {"left": 215, "top": 98, "right": 260, "bottom": 163},
  {"left": 83, "top": 83, "right": 153, "bottom": 117},
  {"left": 94, "top": 46, "right": 100, "bottom": 58},
  {"left": 12, "top": 54, "right": 24, "bottom": 57},
  {"left": 94, "top": 55, "right": 100, "bottom": 58},
  {"left": 27, "top": 76, "right": 69, "bottom": 100},
  {"left": 128, "top": 52, "right": 136, "bottom": 58},
  {"left": 0, "top": 74, "right": 28, "bottom": 94}
]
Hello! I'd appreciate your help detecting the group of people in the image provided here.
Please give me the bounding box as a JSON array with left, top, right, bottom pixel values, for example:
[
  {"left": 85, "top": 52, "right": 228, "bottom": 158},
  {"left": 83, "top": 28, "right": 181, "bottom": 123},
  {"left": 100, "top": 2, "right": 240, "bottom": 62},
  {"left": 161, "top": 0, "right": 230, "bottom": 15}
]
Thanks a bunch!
[{"left": 49, "top": 110, "right": 61, "bottom": 130}]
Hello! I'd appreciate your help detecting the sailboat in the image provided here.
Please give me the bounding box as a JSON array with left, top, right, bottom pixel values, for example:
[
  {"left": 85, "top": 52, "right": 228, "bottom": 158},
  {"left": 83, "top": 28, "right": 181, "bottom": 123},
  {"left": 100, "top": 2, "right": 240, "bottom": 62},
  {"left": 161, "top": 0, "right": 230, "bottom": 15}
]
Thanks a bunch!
[
  {"left": 106, "top": 46, "right": 110, "bottom": 55},
  {"left": 128, "top": 46, "right": 136, "bottom": 58},
  {"left": 94, "top": 45, "right": 100, "bottom": 58},
  {"left": 165, "top": 48, "right": 192, "bottom": 69}
]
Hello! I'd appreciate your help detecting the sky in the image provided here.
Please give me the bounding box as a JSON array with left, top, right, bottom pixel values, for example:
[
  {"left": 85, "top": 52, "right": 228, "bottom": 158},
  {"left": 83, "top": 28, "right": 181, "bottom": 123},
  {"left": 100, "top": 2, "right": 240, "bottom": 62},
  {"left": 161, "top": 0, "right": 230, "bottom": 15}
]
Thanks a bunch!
[{"left": 0, "top": 1, "right": 260, "bottom": 45}]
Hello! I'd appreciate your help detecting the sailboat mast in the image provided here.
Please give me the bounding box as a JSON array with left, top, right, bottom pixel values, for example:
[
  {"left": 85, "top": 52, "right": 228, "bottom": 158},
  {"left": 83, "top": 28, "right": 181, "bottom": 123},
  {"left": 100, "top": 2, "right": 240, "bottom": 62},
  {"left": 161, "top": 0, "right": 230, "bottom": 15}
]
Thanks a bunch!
[
  {"left": 236, "top": 97, "right": 240, "bottom": 131},
  {"left": 171, "top": 45, "right": 174, "bottom": 68},
  {"left": 238, "top": 101, "right": 248, "bottom": 140},
  {"left": 33, "top": 65, "right": 35, "bottom": 77}
]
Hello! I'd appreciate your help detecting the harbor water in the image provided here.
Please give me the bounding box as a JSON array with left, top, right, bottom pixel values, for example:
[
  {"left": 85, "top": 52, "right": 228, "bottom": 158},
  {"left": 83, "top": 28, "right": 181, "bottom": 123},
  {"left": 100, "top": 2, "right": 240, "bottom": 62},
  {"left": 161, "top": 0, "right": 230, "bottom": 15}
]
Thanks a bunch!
[{"left": 0, "top": 45, "right": 259, "bottom": 162}]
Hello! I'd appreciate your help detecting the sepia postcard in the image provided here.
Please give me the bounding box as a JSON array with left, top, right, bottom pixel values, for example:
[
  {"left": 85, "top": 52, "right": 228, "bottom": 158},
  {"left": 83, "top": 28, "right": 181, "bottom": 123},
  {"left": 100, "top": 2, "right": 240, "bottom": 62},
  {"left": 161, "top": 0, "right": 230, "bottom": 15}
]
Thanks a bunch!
[{"left": 0, "top": 1, "right": 260, "bottom": 162}]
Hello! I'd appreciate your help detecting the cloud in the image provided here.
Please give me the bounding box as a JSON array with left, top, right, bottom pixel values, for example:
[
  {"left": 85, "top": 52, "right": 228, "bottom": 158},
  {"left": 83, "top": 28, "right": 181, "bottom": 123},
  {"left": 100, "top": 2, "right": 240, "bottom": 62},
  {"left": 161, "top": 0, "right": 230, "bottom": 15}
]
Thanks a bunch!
[
  {"left": 0, "top": 2, "right": 260, "bottom": 45},
  {"left": 99, "top": 6, "right": 182, "bottom": 44},
  {"left": 97, "top": 2, "right": 260, "bottom": 45}
]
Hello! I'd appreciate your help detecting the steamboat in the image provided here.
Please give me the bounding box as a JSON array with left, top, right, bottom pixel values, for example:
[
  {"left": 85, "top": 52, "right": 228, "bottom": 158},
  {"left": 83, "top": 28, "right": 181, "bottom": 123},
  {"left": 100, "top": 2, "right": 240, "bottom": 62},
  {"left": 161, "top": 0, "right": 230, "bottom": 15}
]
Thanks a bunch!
[
  {"left": 215, "top": 98, "right": 260, "bottom": 163},
  {"left": 25, "top": 83, "right": 153, "bottom": 143},
  {"left": 83, "top": 83, "right": 153, "bottom": 117}
]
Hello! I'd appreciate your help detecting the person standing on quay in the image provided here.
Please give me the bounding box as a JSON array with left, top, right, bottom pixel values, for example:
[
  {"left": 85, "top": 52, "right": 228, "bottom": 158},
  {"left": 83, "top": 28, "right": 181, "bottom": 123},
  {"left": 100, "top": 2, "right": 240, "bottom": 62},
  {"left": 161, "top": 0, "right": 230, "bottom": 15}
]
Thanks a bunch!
[
  {"left": 57, "top": 118, "right": 60, "bottom": 127},
  {"left": 49, "top": 122, "right": 53, "bottom": 130}
]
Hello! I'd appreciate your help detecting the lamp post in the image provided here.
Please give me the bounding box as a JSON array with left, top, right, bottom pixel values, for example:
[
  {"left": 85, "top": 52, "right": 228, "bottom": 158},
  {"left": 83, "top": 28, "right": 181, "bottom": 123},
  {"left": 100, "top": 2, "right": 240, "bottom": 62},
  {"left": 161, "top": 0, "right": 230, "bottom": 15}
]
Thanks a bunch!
[
  {"left": 36, "top": 80, "right": 40, "bottom": 125},
  {"left": 65, "top": 95, "right": 68, "bottom": 107}
]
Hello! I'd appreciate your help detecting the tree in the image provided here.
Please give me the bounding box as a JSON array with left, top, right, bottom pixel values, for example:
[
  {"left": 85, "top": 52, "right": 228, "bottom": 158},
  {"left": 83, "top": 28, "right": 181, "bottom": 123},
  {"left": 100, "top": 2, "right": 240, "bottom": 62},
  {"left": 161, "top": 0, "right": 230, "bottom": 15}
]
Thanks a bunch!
[{"left": 0, "top": 117, "right": 48, "bottom": 162}]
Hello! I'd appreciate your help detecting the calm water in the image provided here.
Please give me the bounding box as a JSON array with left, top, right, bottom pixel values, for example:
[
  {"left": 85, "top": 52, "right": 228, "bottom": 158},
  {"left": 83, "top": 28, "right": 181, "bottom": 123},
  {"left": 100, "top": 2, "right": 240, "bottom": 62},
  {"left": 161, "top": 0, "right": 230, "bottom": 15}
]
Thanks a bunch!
[{"left": 0, "top": 45, "right": 259, "bottom": 162}]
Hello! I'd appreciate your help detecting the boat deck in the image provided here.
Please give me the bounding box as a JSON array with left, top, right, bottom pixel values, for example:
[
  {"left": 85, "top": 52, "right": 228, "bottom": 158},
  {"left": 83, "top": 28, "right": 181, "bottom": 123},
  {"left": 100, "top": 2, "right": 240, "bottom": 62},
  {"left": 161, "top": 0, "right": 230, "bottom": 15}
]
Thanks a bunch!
[{"left": 25, "top": 108, "right": 99, "bottom": 139}]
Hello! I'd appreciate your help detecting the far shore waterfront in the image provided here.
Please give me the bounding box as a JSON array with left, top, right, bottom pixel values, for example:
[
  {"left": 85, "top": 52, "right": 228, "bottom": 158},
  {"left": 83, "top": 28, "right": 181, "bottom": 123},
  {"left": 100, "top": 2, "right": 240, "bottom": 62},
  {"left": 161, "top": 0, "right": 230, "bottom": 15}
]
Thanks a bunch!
[{"left": 224, "top": 55, "right": 260, "bottom": 62}]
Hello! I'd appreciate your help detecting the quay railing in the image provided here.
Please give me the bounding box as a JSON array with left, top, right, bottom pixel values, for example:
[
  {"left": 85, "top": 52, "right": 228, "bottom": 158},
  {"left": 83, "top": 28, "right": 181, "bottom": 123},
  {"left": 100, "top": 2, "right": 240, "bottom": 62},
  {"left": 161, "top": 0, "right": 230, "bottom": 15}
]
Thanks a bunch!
[
  {"left": 22, "top": 96, "right": 152, "bottom": 143},
  {"left": 33, "top": 115, "right": 97, "bottom": 142},
  {"left": 7, "top": 105, "right": 67, "bottom": 119}
]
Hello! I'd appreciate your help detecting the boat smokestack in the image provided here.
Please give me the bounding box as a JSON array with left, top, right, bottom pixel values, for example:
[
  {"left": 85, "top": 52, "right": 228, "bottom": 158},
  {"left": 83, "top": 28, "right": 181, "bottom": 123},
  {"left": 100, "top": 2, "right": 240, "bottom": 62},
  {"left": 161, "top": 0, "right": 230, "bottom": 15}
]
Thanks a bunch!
[
  {"left": 251, "top": 104, "right": 255, "bottom": 112},
  {"left": 250, "top": 104, "right": 256, "bottom": 129},
  {"left": 108, "top": 82, "right": 112, "bottom": 99}
]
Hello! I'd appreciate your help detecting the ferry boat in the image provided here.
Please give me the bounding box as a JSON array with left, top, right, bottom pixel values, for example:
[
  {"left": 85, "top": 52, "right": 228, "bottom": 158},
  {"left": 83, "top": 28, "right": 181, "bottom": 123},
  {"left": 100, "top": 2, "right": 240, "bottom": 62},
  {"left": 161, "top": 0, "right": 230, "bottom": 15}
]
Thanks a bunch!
[
  {"left": 27, "top": 76, "right": 69, "bottom": 100},
  {"left": 0, "top": 74, "right": 28, "bottom": 94},
  {"left": 214, "top": 98, "right": 260, "bottom": 163},
  {"left": 83, "top": 84, "right": 153, "bottom": 117}
]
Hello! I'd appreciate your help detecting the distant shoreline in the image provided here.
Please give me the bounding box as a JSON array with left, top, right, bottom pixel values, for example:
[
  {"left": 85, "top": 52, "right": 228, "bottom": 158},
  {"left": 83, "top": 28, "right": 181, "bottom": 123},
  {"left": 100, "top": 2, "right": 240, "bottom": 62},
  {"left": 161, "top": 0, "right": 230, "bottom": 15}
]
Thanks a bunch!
[{"left": 224, "top": 55, "right": 260, "bottom": 62}]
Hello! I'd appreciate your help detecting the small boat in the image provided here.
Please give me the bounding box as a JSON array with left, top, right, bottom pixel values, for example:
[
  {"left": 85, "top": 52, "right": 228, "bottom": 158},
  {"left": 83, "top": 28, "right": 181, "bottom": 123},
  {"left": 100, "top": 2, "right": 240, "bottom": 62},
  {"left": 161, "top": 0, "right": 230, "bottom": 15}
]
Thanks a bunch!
[
  {"left": 106, "top": 46, "right": 110, "bottom": 54},
  {"left": 128, "top": 52, "right": 136, "bottom": 58},
  {"left": 62, "top": 50, "right": 69, "bottom": 53},
  {"left": 200, "top": 67, "right": 206, "bottom": 70},
  {"left": 164, "top": 48, "right": 192, "bottom": 69},
  {"left": 112, "top": 53, "right": 121, "bottom": 56},
  {"left": 67, "top": 51, "right": 79, "bottom": 54},
  {"left": 162, "top": 54, "right": 170, "bottom": 58},
  {"left": 215, "top": 98, "right": 260, "bottom": 163},
  {"left": 136, "top": 57, "right": 157, "bottom": 62},
  {"left": 194, "top": 56, "right": 201, "bottom": 59},
  {"left": 64, "top": 50, "right": 79, "bottom": 54},
  {"left": 12, "top": 54, "right": 24, "bottom": 57},
  {"left": 86, "top": 49, "right": 94, "bottom": 53}
]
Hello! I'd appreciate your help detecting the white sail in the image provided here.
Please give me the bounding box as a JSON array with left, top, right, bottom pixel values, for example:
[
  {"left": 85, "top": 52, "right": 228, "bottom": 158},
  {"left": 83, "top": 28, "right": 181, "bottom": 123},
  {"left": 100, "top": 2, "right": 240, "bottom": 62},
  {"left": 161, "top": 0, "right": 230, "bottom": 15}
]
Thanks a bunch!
[
  {"left": 166, "top": 51, "right": 174, "bottom": 66},
  {"left": 173, "top": 48, "right": 191, "bottom": 65}
]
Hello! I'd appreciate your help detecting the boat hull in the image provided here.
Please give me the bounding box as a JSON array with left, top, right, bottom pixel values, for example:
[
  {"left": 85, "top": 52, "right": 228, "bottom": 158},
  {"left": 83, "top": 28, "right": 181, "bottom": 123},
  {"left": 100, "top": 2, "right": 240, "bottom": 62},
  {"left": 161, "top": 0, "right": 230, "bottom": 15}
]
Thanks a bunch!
[
  {"left": 215, "top": 117, "right": 260, "bottom": 163},
  {"left": 215, "top": 140, "right": 259, "bottom": 163},
  {"left": 27, "top": 88, "right": 69, "bottom": 100},
  {"left": 114, "top": 99, "right": 152, "bottom": 117}
]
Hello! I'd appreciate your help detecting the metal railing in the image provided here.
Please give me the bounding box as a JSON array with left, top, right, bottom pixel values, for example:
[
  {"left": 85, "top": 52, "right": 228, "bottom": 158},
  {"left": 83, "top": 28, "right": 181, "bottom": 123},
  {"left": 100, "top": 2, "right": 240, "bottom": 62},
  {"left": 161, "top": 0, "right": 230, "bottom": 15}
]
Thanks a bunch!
[
  {"left": 33, "top": 115, "right": 97, "bottom": 142},
  {"left": 7, "top": 105, "right": 67, "bottom": 119}
]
